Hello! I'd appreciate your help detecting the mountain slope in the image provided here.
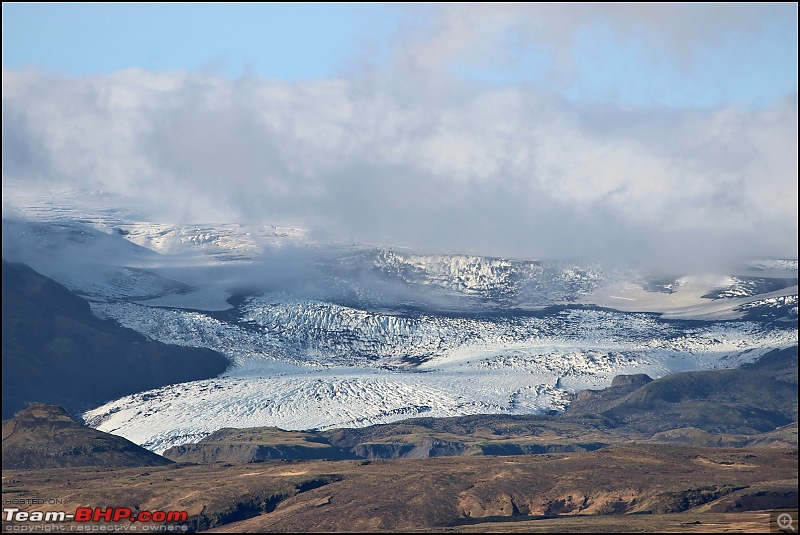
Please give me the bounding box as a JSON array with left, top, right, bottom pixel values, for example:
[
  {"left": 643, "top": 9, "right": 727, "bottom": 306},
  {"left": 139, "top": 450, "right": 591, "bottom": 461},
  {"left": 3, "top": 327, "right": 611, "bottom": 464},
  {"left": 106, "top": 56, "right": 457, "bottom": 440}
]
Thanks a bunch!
[
  {"left": 571, "top": 346, "right": 798, "bottom": 435},
  {"left": 1, "top": 260, "right": 230, "bottom": 418},
  {"left": 1, "top": 403, "right": 172, "bottom": 469}
]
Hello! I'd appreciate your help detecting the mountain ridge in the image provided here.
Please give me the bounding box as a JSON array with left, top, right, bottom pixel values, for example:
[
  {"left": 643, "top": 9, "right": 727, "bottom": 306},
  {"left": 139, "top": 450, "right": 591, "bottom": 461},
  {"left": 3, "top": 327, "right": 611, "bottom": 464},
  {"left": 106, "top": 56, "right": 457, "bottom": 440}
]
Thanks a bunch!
[
  {"left": 2, "top": 403, "right": 172, "bottom": 469},
  {"left": 2, "top": 259, "right": 230, "bottom": 418}
]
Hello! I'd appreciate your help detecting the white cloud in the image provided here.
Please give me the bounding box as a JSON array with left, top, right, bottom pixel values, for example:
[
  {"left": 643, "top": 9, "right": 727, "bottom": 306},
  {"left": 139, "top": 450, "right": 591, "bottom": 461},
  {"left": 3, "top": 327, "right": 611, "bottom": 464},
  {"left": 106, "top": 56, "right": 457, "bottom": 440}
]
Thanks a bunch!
[{"left": 3, "top": 67, "right": 796, "bottom": 272}]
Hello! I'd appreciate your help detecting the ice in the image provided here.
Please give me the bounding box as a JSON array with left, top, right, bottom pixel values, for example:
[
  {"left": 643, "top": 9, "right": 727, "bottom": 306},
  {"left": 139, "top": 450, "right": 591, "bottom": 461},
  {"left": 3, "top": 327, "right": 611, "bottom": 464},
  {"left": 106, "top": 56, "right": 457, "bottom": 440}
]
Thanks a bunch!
[{"left": 3, "top": 181, "right": 796, "bottom": 453}]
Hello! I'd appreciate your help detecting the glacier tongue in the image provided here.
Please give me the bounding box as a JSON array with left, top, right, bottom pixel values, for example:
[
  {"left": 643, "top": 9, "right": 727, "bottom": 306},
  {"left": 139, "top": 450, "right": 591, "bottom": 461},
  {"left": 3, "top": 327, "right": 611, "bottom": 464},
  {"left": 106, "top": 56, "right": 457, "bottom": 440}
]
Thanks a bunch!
[{"left": 85, "top": 294, "right": 797, "bottom": 454}]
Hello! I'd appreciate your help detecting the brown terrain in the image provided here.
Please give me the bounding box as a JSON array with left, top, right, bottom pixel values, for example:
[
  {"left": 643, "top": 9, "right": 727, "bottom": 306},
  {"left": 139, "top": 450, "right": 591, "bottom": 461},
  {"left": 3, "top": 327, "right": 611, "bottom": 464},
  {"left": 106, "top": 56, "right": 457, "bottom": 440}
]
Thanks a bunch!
[{"left": 2, "top": 444, "right": 797, "bottom": 532}]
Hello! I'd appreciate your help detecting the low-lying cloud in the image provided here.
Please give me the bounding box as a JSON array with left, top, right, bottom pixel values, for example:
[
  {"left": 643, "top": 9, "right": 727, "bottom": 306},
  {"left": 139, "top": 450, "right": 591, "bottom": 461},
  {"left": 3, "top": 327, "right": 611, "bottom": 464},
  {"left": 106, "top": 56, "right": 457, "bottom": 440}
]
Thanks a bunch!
[{"left": 2, "top": 4, "right": 797, "bottom": 273}]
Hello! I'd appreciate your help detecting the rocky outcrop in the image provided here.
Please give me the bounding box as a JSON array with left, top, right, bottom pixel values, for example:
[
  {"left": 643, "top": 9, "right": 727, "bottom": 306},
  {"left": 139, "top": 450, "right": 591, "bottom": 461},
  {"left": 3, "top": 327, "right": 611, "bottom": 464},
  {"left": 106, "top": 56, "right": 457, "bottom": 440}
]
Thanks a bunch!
[
  {"left": 404, "top": 437, "right": 469, "bottom": 458},
  {"left": 164, "top": 443, "right": 356, "bottom": 463},
  {"left": 350, "top": 442, "right": 416, "bottom": 459},
  {"left": 566, "top": 373, "right": 654, "bottom": 415},
  {"left": 475, "top": 442, "right": 606, "bottom": 456},
  {"left": 2, "top": 403, "right": 172, "bottom": 469},
  {"left": 610, "top": 374, "right": 653, "bottom": 389}
]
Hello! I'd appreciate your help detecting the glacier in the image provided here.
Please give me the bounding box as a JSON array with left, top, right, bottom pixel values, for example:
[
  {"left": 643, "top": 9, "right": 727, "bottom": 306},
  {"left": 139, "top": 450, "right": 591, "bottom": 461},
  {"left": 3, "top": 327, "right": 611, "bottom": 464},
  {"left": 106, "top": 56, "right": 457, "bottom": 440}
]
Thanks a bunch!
[{"left": 3, "top": 183, "right": 797, "bottom": 453}]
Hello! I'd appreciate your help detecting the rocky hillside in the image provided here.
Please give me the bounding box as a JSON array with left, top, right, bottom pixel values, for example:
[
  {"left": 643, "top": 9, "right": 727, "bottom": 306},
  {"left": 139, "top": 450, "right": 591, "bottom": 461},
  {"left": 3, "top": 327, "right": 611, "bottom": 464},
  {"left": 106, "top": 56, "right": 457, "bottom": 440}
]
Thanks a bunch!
[
  {"left": 164, "top": 427, "right": 356, "bottom": 463},
  {"left": 565, "top": 345, "right": 798, "bottom": 435},
  {"left": 2, "top": 404, "right": 172, "bottom": 469},
  {"left": 2, "top": 260, "right": 229, "bottom": 418}
]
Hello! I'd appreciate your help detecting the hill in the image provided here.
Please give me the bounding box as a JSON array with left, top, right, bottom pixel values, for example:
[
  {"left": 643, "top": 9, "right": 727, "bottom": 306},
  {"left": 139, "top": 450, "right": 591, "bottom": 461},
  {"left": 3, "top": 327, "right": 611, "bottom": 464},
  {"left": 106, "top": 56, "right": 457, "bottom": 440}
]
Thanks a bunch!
[
  {"left": 565, "top": 346, "right": 798, "bottom": 435},
  {"left": 2, "top": 260, "right": 230, "bottom": 418},
  {"left": 1, "top": 403, "right": 172, "bottom": 469}
]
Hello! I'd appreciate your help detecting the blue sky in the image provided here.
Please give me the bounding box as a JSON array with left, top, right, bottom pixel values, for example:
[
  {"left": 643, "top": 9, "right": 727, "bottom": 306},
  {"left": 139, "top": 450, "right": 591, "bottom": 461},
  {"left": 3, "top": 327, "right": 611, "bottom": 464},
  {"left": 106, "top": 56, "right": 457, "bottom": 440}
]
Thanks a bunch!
[
  {"left": 2, "top": 4, "right": 396, "bottom": 79},
  {"left": 3, "top": 3, "right": 797, "bottom": 107},
  {"left": 3, "top": 3, "right": 798, "bottom": 267}
]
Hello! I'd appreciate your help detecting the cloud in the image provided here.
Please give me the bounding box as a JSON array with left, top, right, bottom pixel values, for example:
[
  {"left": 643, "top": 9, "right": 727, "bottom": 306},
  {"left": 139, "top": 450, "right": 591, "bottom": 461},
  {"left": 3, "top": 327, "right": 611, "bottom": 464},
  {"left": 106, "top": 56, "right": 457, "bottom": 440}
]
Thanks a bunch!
[
  {"left": 384, "top": 4, "right": 793, "bottom": 78},
  {"left": 3, "top": 67, "right": 796, "bottom": 272},
  {"left": 2, "top": 4, "right": 797, "bottom": 272}
]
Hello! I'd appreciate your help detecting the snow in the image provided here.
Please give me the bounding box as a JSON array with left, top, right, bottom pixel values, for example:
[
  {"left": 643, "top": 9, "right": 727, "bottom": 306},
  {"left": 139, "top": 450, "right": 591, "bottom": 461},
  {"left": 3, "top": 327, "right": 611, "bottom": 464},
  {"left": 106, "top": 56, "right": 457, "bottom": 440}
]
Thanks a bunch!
[
  {"left": 85, "top": 295, "right": 797, "bottom": 453},
  {"left": 585, "top": 276, "right": 798, "bottom": 320},
  {"left": 3, "top": 182, "right": 797, "bottom": 454}
]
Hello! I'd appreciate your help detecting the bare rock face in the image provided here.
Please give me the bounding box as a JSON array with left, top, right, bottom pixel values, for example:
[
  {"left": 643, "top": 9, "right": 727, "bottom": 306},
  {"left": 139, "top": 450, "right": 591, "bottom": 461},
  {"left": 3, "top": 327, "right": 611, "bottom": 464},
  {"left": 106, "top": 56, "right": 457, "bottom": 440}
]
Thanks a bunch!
[
  {"left": 162, "top": 427, "right": 357, "bottom": 463},
  {"left": 610, "top": 374, "right": 654, "bottom": 389},
  {"left": 566, "top": 374, "right": 654, "bottom": 416},
  {"left": 1, "top": 403, "right": 172, "bottom": 469},
  {"left": 164, "top": 443, "right": 356, "bottom": 463}
]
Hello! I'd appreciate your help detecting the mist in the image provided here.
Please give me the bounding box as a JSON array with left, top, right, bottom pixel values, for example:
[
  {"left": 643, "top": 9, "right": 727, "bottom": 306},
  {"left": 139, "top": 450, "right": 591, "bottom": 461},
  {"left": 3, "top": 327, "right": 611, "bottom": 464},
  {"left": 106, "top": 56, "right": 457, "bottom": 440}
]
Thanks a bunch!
[{"left": 2, "top": 4, "right": 797, "bottom": 274}]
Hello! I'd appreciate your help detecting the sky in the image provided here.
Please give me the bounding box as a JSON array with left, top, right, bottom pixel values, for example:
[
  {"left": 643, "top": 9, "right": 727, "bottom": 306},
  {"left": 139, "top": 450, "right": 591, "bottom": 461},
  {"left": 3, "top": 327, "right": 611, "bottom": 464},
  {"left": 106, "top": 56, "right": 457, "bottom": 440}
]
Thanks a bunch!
[{"left": 2, "top": 3, "right": 798, "bottom": 271}]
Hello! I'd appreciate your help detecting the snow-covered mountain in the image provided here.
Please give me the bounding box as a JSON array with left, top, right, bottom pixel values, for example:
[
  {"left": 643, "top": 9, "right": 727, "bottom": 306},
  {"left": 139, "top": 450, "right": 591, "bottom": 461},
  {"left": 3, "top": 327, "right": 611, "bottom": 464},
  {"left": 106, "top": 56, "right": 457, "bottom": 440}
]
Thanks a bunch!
[{"left": 3, "top": 184, "right": 797, "bottom": 453}]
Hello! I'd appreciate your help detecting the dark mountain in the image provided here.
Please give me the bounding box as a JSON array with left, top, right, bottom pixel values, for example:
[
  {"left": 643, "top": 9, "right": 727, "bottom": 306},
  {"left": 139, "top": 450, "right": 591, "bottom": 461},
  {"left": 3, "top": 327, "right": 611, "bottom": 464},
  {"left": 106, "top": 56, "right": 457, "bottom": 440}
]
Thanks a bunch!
[
  {"left": 569, "top": 346, "right": 798, "bottom": 435},
  {"left": 2, "top": 259, "right": 229, "bottom": 418},
  {"left": 2, "top": 403, "right": 172, "bottom": 469}
]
